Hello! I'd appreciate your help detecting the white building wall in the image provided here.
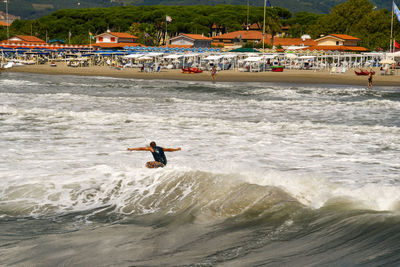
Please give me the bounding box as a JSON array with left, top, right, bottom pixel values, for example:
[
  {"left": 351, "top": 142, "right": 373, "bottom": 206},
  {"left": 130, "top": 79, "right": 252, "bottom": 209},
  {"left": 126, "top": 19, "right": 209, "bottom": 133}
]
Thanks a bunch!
[
  {"left": 96, "top": 34, "right": 118, "bottom": 43},
  {"left": 170, "top": 38, "right": 194, "bottom": 46}
]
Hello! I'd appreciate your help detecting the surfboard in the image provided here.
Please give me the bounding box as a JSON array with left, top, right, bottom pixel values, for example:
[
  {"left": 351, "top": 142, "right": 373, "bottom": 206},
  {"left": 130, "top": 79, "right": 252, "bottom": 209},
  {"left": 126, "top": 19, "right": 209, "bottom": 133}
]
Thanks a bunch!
[{"left": 146, "top": 161, "right": 165, "bottom": 168}]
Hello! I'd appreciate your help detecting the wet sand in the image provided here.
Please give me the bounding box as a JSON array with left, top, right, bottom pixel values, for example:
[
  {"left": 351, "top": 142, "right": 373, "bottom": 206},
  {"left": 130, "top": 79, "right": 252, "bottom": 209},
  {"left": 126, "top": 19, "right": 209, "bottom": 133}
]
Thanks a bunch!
[{"left": 5, "top": 62, "right": 400, "bottom": 86}]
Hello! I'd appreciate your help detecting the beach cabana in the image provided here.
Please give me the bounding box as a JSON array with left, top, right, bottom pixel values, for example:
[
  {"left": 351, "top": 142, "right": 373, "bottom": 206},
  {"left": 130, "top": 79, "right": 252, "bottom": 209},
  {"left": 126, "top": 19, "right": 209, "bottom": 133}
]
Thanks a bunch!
[
  {"left": 243, "top": 56, "right": 263, "bottom": 72},
  {"left": 163, "top": 54, "right": 183, "bottom": 69},
  {"left": 204, "top": 55, "right": 224, "bottom": 70},
  {"left": 221, "top": 54, "right": 238, "bottom": 70},
  {"left": 181, "top": 53, "right": 200, "bottom": 69}
]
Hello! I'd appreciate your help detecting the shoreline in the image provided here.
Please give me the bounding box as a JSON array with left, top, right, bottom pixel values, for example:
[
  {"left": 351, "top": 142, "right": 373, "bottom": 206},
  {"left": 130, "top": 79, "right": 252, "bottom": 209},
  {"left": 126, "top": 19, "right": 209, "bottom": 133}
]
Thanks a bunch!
[{"left": 4, "top": 63, "right": 400, "bottom": 86}]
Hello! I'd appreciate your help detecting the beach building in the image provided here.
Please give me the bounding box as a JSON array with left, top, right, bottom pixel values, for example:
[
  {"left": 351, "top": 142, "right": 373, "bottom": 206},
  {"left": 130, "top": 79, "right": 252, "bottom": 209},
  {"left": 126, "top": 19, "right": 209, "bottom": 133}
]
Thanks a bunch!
[
  {"left": 211, "top": 30, "right": 316, "bottom": 50},
  {"left": 93, "top": 31, "right": 140, "bottom": 49},
  {"left": 170, "top": 34, "right": 212, "bottom": 48},
  {"left": 212, "top": 31, "right": 263, "bottom": 48},
  {"left": 0, "top": 35, "right": 91, "bottom": 49},
  {"left": 0, "top": 35, "right": 47, "bottom": 46},
  {"left": 0, "top": 21, "right": 10, "bottom": 27},
  {"left": 264, "top": 36, "right": 316, "bottom": 49},
  {"left": 307, "top": 34, "right": 369, "bottom": 52}
]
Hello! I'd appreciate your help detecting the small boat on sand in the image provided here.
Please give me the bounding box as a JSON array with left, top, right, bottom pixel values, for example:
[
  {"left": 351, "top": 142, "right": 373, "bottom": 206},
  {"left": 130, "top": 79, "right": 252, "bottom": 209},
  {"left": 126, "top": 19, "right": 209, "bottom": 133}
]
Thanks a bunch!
[
  {"left": 181, "top": 67, "right": 203, "bottom": 74},
  {"left": 354, "top": 69, "right": 375, "bottom": 76}
]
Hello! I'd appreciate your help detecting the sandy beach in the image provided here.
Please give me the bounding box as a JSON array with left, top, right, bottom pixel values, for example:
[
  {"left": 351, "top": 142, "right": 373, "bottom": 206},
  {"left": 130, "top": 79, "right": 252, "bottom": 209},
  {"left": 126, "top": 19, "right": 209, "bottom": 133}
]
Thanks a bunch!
[{"left": 4, "top": 62, "right": 400, "bottom": 86}]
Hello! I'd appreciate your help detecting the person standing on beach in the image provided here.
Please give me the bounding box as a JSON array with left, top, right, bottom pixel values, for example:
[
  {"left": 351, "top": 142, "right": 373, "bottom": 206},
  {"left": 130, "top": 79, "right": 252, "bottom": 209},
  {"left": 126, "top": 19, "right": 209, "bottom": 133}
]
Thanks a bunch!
[
  {"left": 368, "top": 70, "right": 374, "bottom": 89},
  {"left": 127, "top": 141, "right": 181, "bottom": 168},
  {"left": 211, "top": 66, "right": 217, "bottom": 82}
]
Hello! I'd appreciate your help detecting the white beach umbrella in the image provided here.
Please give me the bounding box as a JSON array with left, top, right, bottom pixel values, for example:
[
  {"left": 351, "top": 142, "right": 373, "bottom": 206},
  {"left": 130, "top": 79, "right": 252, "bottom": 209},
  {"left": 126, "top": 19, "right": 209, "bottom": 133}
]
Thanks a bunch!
[
  {"left": 380, "top": 58, "right": 396, "bottom": 64},
  {"left": 183, "top": 53, "right": 199, "bottom": 57},
  {"left": 204, "top": 55, "right": 223, "bottom": 60},
  {"left": 390, "top": 51, "right": 400, "bottom": 57},
  {"left": 299, "top": 56, "right": 315, "bottom": 59},
  {"left": 124, "top": 54, "right": 143, "bottom": 58},
  {"left": 222, "top": 54, "right": 237, "bottom": 59},
  {"left": 262, "top": 55, "right": 277, "bottom": 59},
  {"left": 285, "top": 53, "right": 298, "bottom": 59},
  {"left": 163, "top": 54, "right": 183, "bottom": 59},
  {"left": 244, "top": 56, "right": 263, "bottom": 62},
  {"left": 137, "top": 56, "right": 153, "bottom": 61}
]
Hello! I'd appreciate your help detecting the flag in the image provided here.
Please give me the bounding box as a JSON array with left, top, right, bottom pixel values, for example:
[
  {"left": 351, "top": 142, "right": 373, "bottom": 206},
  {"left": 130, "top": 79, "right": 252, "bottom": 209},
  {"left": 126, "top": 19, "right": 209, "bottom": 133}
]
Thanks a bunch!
[
  {"left": 166, "top": 15, "right": 172, "bottom": 22},
  {"left": 89, "top": 31, "right": 94, "bottom": 40},
  {"left": 69, "top": 31, "right": 72, "bottom": 38},
  {"left": 394, "top": 2, "right": 400, "bottom": 22},
  {"left": 266, "top": 0, "right": 272, "bottom": 7},
  {"left": 395, "top": 39, "right": 400, "bottom": 49}
]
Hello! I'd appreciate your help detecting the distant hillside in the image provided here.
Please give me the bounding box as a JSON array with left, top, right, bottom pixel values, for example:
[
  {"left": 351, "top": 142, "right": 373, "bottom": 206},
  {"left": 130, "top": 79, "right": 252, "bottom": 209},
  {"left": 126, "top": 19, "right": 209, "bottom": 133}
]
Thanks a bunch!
[
  {"left": 3, "top": 0, "right": 118, "bottom": 20},
  {"left": 1, "top": 0, "right": 393, "bottom": 19}
]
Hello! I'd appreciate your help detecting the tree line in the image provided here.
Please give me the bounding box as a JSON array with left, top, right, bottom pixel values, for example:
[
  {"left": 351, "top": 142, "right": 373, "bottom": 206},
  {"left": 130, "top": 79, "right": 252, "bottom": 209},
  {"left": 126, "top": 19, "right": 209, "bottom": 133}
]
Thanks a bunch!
[{"left": 0, "top": 0, "right": 399, "bottom": 50}]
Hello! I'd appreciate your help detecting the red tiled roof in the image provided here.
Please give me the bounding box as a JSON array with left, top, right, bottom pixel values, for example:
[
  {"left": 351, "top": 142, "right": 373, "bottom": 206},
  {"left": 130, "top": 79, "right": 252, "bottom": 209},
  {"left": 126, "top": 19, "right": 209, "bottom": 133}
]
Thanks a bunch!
[
  {"left": 95, "top": 32, "right": 138, "bottom": 39},
  {"left": 2, "top": 35, "right": 46, "bottom": 43},
  {"left": 0, "top": 21, "right": 10, "bottom": 27},
  {"left": 181, "top": 34, "right": 212, "bottom": 41},
  {"left": 264, "top": 37, "right": 317, "bottom": 46},
  {"left": 212, "top": 31, "right": 264, "bottom": 41},
  {"left": 316, "top": 34, "right": 361, "bottom": 42},
  {"left": 330, "top": 34, "right": 360, "bottom": 40},
  {"left": 108, "top": 32, "right": 138, "bottom": 39},
  {"left": 303, "top": 45, "right": 368, "bottom": 52},
  {"left": 92, "top": 42, "right": 141, "bottom": 48},
  {"left": 16, "top": 35, "right": 46, "bottom": 43},
  {"left": 0, "top": 40, "right": 48, "bottom": 46}
]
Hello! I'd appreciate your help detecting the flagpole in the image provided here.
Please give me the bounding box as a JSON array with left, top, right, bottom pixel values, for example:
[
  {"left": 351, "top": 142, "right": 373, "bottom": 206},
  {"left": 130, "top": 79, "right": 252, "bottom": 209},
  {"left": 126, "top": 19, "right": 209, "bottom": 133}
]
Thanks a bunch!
[
  {"left": 263, "top": 0, "right": 266, "bottom": 71},
  {"left": 247, "top": 0, "right": 250, "bottom": 30},
  {"left": 5, "top": 0, "right": 9, "bottom": 44},
  {"left": 391, "top": 1, "right": 394, "bottom": 53},
  {"left": 165, "top": 16, "right": 168, "bottom": 47},
  {"left": 262, "top": 0, "right": 266, "bottom": 51}
]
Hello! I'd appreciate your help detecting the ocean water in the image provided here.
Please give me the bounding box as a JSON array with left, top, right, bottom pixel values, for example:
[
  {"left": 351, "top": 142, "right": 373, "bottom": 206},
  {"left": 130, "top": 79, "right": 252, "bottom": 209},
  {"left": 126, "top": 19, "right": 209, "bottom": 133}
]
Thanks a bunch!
[{"left": 1, "top": 72, "right": 400, "bottom": 266}]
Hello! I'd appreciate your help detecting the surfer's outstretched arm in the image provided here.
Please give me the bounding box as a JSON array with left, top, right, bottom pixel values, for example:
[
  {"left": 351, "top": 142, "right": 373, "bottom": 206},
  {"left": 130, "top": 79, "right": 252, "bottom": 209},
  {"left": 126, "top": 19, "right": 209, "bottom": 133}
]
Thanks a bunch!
[
  {"left": 162, "top": 147, "right": 181, "bottom": 152},
  {"left": 127, "top": 147, "right": 152, "bottom": 151}
]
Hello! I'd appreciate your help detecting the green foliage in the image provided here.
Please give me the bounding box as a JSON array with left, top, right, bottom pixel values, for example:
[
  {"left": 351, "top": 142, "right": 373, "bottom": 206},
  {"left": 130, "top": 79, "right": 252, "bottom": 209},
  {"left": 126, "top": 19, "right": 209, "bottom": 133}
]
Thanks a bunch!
[
  {"left": 3, "top": 1, "right": 398, "bottom": 50},
  {"left": 129, "top": 22, "right": 159, "bottom": 46},
  {"left": 308, "top": 0, "right": 399, "bottom": 50},
  {"left": 286, "top": 12, "right": 322, "bottom": 37},
  {"left": 7, "top": 5, "right": 287, "bottom": 45}
]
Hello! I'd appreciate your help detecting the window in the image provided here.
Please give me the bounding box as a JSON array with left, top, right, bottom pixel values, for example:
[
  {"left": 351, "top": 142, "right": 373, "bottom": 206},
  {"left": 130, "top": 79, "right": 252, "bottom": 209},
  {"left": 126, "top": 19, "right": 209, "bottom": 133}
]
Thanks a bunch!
[
  {"left": 99, "top": 37, "right": 103, "bottom": 42},
  {"left": 110, "top": 37, "right": 116, "bottom": 42},
  {"left": 336, "top": 41, "right": 339, "bottom": 45}
]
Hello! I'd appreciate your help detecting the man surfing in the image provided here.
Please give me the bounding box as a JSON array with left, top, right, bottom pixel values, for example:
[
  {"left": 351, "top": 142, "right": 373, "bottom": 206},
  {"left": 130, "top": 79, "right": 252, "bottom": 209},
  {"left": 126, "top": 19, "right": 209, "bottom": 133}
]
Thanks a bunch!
[{"left": 127, "top": 141, "right": 181, "bottom": 168}]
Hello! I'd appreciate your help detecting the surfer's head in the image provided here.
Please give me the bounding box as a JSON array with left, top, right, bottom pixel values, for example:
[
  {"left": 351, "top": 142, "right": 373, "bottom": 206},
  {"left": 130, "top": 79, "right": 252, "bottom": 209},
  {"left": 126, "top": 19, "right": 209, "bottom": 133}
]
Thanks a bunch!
[{"left": 150, "top": 141, "right": 156, "bottom": 148}]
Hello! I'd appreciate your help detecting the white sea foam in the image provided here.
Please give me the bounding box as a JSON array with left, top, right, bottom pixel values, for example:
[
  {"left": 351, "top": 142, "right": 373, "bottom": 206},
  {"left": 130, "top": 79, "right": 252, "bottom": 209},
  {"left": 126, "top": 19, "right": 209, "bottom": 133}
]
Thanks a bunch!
[
  {"left": 1, "top": 73, "right": 400, "bottom": 218},
  {"left": 243, "top": 170, "right": 400, "bottom": 211}
]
